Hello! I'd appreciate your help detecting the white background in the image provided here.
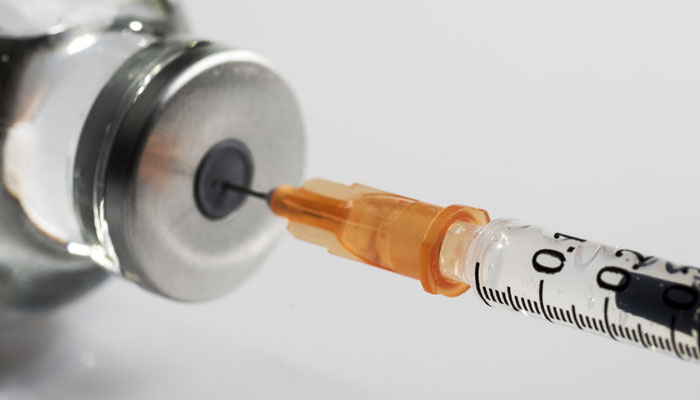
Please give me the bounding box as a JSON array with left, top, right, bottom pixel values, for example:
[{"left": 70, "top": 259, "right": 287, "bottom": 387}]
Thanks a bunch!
[{"left": 3, "top": 1, "right": 700, "bottom": 398}]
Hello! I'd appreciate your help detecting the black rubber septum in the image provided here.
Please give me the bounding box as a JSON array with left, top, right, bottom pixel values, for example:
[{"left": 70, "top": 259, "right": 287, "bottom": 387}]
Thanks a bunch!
[{"left": 194, "top": 139, "right": 254, "bottom": 219}]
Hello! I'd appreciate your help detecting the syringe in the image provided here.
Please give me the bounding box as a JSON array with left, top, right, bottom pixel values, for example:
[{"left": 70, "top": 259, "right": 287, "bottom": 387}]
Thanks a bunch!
[{"left": 257, "top": 178, "right": 700, "bottom": 363}]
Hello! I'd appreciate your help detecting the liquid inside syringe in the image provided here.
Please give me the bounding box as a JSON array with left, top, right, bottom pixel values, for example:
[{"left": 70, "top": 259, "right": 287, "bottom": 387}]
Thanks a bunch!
[
  {"left": 235, "top": 178, "right": 700, "bottom": 364},
  {"left": 443, "top": 219, "right": 700, "bottom": 361}
]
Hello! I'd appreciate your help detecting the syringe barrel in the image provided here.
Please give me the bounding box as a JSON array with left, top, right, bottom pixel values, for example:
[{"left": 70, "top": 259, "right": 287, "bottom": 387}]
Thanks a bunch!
[{"left": 441, "top": 219, "right": 700, "bottom": 363}]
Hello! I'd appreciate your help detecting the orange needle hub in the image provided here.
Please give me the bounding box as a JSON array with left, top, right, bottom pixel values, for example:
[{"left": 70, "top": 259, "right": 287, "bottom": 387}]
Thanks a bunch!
[{"left": 269, "top": 179, "right": 490, "bottom": 296}]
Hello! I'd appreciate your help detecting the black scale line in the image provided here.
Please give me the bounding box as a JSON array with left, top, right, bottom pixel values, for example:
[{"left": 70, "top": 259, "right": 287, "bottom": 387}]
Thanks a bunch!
[
  {"left": 571, "top": 305, "right": 583, "bottom": 330},
  {"left": 538, "top": 280, "right": 552, "bottom": 322},
  {"left": 507, "top": 287, "right": 519, "bottom": 312},
  {"left": 670, "top": 317, "right": 682, "bottom": 359},
  {"left": 473, "top": 263, "right": 491, "bottom": 307},
  {"left": 637, "top": 324, "right": 648, "bottom": 348},
  {"left": 565, "top": 310, "right": 572, "bottom": 324},
  {"left": 501, "top": 291, "right": 509, "bottom": 306},
  {"left": 603, "top": 297, "right": 617, "bottom": 341},
  {"left": 532, "top": 301, "right": 540, "bottom": 315}
]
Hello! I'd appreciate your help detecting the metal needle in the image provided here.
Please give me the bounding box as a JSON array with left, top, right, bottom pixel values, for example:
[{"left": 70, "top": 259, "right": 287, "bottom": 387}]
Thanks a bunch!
[{"left": 220, "top": 181, "right": 270, "bottom": 200}]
